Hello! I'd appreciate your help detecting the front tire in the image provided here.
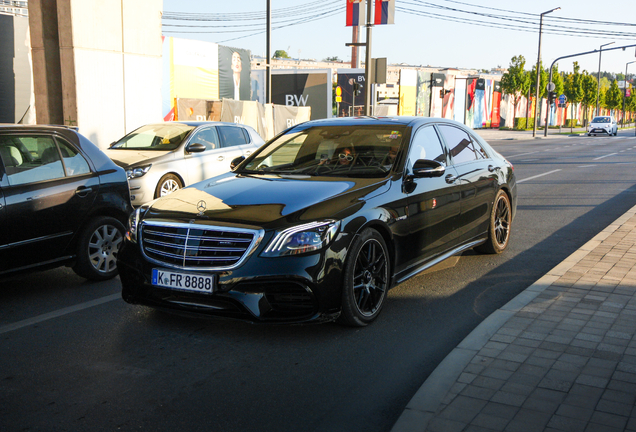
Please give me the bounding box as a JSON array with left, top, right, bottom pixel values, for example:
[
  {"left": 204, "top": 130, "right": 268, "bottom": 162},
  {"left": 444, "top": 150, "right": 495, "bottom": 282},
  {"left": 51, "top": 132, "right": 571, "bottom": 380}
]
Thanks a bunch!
[
  {"left": 338, "top": 229, "right": 390, "bottom": 327},
  {"left": 73, "top": 216, "right": 125, "bottom": 281},
  {"left": 155, "top": 174, "right": 182, "bottom": 198},
  {"left": 475, "top": 190, "right": 512, "bottom": 254}
]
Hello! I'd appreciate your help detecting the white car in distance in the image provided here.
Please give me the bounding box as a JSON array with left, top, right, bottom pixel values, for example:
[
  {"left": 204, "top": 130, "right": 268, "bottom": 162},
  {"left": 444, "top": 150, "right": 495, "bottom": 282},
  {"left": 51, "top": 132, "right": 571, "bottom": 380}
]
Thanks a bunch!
[{"left": 587, "top": 115, "right": 618, "bottom": 136}]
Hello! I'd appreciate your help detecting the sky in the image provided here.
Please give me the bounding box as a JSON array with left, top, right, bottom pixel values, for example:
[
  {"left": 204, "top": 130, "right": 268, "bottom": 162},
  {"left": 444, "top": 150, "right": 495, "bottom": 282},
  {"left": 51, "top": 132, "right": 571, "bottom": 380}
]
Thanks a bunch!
[{"left": 161, "top": 0, "right": 636, "bottom": 77}]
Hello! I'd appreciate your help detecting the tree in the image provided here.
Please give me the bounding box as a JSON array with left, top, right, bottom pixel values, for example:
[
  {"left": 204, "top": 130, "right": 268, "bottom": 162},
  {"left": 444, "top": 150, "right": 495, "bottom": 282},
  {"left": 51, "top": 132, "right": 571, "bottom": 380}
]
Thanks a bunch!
[
  {"left": 273, "top": 50, "right": 290, "bottom": 59},
  {"left": 563, "top": 62, "right": 584, "bottom": 131},
  {"left": 605, "top": 80, "right": 623, "bottom": 114},
  {"left": 323, "top": 56, "right": 341, "bottom": 62},
  {"left": 581, "top": 72, "right": 597, "bottom": 125},
  {"left": 500, "top": 55, "right": 530, "bottom": 128}
]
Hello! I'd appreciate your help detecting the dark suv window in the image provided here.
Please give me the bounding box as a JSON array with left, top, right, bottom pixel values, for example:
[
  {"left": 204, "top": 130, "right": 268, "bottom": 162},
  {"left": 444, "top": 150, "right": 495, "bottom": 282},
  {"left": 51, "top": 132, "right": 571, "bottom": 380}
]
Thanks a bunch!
[
  {"left": 218, "top": 126, "right": 249, "bottom": 147},
  {"left": 438, "top": 125, "right": 487, "bottom": 165},
  {"left": 0, "top": 135, "right": 90, "bottom": 186}
]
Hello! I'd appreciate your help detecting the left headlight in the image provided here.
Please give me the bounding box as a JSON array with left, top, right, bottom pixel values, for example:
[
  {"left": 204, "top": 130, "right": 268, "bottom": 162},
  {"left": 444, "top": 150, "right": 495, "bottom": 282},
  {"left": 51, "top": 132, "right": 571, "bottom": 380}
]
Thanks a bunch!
[
  {"left": 126, "top": 164, "right": 152, "bottom": 180},
  {"left": 261, "top": 220, "right": 341, "bottom": 257}
]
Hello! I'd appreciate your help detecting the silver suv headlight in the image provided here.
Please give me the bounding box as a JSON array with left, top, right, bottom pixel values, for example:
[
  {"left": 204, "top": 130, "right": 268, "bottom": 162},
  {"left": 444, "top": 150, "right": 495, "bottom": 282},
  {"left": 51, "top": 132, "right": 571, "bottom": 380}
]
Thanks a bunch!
[{"left": 261, "top": 220, "right": 340, "bottom": 257}]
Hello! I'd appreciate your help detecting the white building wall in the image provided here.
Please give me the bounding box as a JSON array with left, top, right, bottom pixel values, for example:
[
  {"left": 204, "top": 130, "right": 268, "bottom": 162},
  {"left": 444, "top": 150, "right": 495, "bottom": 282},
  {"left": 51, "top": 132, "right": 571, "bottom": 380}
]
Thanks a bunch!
[{"left": 60, "top": 0, "right": 162, "bottom": 149}]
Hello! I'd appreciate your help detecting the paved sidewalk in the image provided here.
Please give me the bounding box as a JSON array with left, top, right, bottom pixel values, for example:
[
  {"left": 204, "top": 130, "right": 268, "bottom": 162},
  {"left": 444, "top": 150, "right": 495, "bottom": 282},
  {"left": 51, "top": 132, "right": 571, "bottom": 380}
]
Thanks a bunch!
[{"left": 392, "top": 204, "right": 636, "bottom": 432}]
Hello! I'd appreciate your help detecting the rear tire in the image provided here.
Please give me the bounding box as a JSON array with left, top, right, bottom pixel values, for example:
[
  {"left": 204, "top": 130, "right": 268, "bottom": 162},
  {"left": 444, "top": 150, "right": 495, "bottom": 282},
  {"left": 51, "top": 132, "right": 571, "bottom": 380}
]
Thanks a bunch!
[
  {"left": 337, "top": 229, "right": 390, "bottom": 327},
  {"left": 73, "top": 216, "right": 125, "bottom": 281},
  {"left": 475, "top": 190, "right": 511, "bottom": 255},
  {"left": 155, "top": 174, "right": 182, "bottom": 198}
]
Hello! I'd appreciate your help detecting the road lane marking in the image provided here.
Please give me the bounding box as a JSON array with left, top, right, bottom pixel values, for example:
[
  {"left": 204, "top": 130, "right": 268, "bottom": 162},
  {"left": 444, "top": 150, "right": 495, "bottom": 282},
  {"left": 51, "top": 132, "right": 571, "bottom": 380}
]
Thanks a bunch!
[
  {"left": 578, "top": 165, "right": 595, "bottom": 168},
  {"left": 0, "top": 293, "right": 120, "bottom": 335},
  {"left": 594, "top": 153, "right": 618, "bottom": 160},
  {"left": 517, "top": 169, "right": 562, "bottom": 183},
  {"left": 507, "top": 151, "right": 542, "bottom": 158}
]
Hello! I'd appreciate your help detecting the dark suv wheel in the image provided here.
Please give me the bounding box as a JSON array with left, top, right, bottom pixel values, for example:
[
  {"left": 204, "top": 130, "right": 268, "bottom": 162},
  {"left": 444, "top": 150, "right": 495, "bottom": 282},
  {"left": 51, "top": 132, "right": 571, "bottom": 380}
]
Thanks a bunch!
[{"left": 73, "top": 216, "right": 125, "bottom": 281}]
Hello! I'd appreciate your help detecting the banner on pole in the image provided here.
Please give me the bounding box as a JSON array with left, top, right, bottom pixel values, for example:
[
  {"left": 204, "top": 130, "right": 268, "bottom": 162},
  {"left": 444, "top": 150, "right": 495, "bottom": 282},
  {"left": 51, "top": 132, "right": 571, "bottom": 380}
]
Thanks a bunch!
[
  {"left": 374, "top": 0, "right": 395, "bottom": 25},
  {"left": 346, "top": 0, "right": 365, "bottom": 27}
]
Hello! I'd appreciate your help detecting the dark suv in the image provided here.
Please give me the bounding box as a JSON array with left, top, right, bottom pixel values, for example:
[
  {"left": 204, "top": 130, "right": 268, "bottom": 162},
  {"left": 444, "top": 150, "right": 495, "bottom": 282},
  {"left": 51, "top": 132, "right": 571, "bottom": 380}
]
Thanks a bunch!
[{"left": 0, "top": 125, "right": 133, "bottom": 280}]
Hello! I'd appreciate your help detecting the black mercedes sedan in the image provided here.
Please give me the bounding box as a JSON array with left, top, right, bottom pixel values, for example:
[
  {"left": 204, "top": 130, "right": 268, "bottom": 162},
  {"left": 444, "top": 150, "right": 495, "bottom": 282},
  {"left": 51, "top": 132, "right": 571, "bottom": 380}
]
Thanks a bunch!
[{"left": 118, "top": 117, "right": 516, "bottom": 326}]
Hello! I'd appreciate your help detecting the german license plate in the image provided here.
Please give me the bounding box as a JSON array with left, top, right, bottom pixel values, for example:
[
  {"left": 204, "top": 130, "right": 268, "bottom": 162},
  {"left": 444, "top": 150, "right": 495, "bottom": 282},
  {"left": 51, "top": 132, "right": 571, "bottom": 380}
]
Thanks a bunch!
[{"left": 151, "top": 269, "right": 216, "bottom": 294}]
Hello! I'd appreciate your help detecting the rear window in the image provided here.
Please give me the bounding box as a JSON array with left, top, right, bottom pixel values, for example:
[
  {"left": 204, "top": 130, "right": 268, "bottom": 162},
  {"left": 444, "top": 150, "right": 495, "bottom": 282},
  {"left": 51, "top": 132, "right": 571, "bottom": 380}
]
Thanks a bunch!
[{"left": 218, "top": 126, "right": 249, "bottom": 147}]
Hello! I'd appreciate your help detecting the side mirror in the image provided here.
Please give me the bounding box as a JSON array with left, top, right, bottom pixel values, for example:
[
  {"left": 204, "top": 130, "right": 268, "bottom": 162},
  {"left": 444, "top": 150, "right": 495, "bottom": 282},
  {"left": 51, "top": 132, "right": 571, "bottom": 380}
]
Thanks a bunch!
[
  {"left": 230, "top": 156, "right": 245, "bottom": 170},
  {"left": 412, "top": 159, "right": 445, "bottom": 178},
  {"left": 186, "top": 142, "right": 206, "bottom": 153}
]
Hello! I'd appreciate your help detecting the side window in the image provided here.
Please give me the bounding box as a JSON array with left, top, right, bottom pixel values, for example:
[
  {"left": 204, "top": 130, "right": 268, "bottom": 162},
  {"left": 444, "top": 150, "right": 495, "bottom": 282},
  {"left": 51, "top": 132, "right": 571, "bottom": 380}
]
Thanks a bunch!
[
  {"left": 57, "top": 138, "right": 90, "bottom": 176},
  {"left": 0, "top": 135, "right": 64, "bottom": 185},
  {"left": 438, "top": 125, "right": 483, "bottom": 165},
  {"left": 218, "top": 126, "right": 248, "bottom": 148},
  {"left": 407, "top": 126, "right": 446, "bottom": 169},
  {"left": 189, "top": 127, "right": 220, "bottom": 151}
]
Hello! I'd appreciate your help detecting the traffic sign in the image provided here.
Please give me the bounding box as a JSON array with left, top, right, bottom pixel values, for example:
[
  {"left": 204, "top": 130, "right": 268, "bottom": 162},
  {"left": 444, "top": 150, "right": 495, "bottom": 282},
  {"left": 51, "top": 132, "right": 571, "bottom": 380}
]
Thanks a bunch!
[
  {"left": 547, "top": 82, "right": 556, "bottom": 92},
  {"left": 558, "top": 94, "right": 567, "bottom": 104}
]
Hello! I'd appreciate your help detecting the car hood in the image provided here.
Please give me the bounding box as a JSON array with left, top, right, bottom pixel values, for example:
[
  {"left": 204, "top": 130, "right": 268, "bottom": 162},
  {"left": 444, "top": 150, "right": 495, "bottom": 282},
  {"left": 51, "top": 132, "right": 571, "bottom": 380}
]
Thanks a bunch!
[
  {"left": 106, "top": 149, "right": 173, "bottom": 168},
  {"left": 144, "top": 173, "right": 389, "bottom": 227}
]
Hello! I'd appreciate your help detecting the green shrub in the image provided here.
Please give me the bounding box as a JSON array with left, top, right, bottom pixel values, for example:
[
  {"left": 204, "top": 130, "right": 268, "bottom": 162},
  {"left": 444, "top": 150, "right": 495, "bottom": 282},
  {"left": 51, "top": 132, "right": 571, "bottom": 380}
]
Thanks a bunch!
[{"left": 565, "top": 119, "right": 579, "bottom": 128}]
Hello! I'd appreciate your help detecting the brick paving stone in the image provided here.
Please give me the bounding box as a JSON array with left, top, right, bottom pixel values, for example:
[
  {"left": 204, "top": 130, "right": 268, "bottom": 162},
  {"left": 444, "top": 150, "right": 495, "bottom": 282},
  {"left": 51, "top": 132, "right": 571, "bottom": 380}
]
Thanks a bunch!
[
  {"left": 427, "top": 417, "right": 466, "bottom": 432},
  {"left": 438, "top": 395, "right": 488, "bottom": 422},
  {"left": 490, "top": 391, "right": 527, "bottom": 407},
  {"left": 472, "top": 376, "right": 506, "bottom": 391},
  {"left": 481, "top": 367, "right": 515, "bottom": 381},
  {"left": 489, "top": 359, "right": 522, "bottom": 372},
  {"left": 589, "top": 411, "right": 629, "bottom": 430},
  {"left": 461, "top": 385, "right": 498, "bottom": 401},
  {"left": 505, "top": 409, "right": 552, "bottom": 432},
  {"left": 556, "top": 404, "right": 594, "bottom": 421},
  {"left": 471, "top": 413, "right": 511, "bottom": 430},
  {"left": 602, "top": 389, "right": 636, "bottom": 405},
  {"left": 574, "top": 374, "right": 609, "bottom": 388},
  {"left": 513, "top": 338, "right": 541, "bottom": 348},
  {"left": 596, "top": 399, "right": 633, "bottom": 417},
  {"left": 465, "top": 425, "right": 500, "bottom": 432},
  {"left": 546, "top": 414, "right": 588, "bottom": 432}
]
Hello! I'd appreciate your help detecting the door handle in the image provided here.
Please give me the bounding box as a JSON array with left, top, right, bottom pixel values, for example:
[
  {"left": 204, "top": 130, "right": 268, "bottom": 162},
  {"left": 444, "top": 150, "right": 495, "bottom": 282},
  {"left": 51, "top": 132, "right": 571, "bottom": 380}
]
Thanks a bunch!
[
  {"left": 488, "top": 165, "right": 498, "bottom": 172},
  {"left": 75, "top": 187, "right": 91, "bottom": 197},
  {"left": 245, "top": 151, "right": 252, "bottom": 156},
  {"left": 445, "top": 174, "right": 457, "bottom": 184},
  {"left": 217, "top": 156, "right": 225, "bottom": 161}
]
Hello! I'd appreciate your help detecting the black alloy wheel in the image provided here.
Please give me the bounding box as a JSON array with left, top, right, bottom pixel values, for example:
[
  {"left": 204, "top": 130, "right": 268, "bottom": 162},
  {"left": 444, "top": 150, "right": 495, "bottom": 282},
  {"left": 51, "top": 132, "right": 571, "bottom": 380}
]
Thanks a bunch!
[
  {"left": 475, "top": 189, "right": 511, "bottom": 254},
  {"left": 338, "top": 229, "right": 389, "bottom": 326}
]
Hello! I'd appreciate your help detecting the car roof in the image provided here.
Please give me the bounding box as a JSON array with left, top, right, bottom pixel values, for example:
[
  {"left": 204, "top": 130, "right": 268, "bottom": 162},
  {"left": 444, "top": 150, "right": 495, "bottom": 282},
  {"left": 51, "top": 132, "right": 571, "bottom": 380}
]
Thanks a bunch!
[
  {"left": 158, "top": 121, "right": 251, "bottom": 127},
  {"left": 294, "top": 116, "right": 468, "bottom": 129}
]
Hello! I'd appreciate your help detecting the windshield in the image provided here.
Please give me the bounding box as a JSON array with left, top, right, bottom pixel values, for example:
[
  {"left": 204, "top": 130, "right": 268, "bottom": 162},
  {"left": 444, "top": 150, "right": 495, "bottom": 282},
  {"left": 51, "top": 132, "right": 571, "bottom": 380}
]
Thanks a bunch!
[
  {"left": 111, "top": 124, "right": 195, "bottom": 150},
  {"left": 239, "top": 125, "right": 407, "bottom": 178},
  {"left": 592, "top": 117, "right": 611, "bottom": 123}
]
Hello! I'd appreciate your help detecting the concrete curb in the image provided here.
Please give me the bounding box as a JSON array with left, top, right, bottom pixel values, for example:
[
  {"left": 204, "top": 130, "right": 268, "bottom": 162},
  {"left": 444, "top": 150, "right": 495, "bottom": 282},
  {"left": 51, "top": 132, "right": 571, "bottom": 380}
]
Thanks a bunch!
[{"left": 391, "top": 203, "right": 636, "bottom": 432}]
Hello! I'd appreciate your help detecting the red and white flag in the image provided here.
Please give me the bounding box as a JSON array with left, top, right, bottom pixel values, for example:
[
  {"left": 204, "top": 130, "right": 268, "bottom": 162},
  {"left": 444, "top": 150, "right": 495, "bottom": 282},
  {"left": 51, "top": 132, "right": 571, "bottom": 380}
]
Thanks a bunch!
[
  {"left": 346, "top": 0, "right": 365, "bottom": 27},
  {"left": 374, "top": 0, "right": 395, "bottom": 25}
]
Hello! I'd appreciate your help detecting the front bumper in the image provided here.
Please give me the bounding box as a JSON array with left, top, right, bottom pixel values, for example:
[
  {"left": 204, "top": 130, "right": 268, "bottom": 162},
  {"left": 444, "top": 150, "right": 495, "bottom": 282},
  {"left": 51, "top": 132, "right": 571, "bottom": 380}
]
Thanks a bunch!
[
  {"left": 117, "top": 238, "right": 345, "bottom": 324},
  {"left": 588, "top": 127, "right": 612, "bottom": 135}
]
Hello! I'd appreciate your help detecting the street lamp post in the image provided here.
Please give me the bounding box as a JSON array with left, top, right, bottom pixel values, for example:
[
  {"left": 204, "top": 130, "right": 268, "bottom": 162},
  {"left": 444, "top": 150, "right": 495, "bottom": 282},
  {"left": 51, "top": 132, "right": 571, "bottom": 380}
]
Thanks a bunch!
[
  {"left": 623, "top": 61, "right": 636, "bottom": 128},
  {"left": 533, "top": 7, "right": 560, "bottom": 138},
  {"left": 596, "top": 41, "right": 615, "bottom": 117}
]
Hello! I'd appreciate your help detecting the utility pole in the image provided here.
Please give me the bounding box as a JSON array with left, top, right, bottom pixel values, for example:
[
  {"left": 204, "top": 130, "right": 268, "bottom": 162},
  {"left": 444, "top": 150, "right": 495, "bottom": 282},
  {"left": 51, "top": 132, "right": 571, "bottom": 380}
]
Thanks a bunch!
[
  {"left": 363, "top": 0, "right": 373, "bottom": 116},
  {"left": 266, "top": 0, "right": 271, "bottom": 104},
  {"left": 596, "top": 41, "right": 614, "bottom": 117},
  {"left": 623, "top": 61, "right": 635, "bottom": 127},
  {"left": 533, "top": 7, "right": 560, "bottom": 137}
]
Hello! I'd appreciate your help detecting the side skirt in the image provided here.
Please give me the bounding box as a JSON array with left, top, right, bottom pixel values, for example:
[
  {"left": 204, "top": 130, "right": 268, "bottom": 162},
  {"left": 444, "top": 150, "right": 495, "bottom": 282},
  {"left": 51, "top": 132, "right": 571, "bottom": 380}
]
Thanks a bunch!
[{"left": 394, "top": 238, "right": 486, "bottom": 286}]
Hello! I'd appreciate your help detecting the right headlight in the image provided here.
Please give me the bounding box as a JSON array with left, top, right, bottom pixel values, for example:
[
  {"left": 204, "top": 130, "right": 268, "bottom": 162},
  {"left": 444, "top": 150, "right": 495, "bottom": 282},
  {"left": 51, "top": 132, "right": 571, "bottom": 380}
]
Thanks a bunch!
[
  {"left": 126, "top": 207, "right": 142, "bottom": 243},
  {"left": 261, "top": 220, "right": 340, "bottom": 257}
]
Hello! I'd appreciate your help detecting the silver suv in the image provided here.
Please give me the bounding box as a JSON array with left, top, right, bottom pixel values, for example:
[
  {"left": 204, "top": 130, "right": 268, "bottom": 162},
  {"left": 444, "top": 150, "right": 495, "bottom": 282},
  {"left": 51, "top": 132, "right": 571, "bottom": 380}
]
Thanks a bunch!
[
  {"left": 588, "top": 115, "right": 618, "bottom": 136},
  {"left": 107, "top": 122, "right": 264, "bottom": 205}
]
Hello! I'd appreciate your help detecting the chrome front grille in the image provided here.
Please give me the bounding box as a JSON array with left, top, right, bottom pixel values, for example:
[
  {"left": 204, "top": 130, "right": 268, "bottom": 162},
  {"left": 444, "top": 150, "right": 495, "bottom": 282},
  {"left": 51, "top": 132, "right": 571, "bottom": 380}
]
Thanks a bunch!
[{"left": 140, "top": 221, "right": 263, "bottom": 270}]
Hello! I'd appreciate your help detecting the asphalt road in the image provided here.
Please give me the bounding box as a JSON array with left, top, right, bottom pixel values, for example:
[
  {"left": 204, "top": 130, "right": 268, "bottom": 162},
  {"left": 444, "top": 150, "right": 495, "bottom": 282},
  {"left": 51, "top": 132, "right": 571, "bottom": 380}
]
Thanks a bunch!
[{"left": 1, "top": 130, "right": 636, "bottom": 432}]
